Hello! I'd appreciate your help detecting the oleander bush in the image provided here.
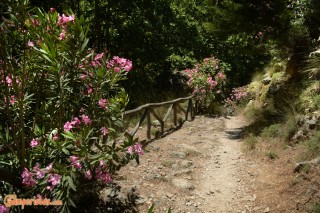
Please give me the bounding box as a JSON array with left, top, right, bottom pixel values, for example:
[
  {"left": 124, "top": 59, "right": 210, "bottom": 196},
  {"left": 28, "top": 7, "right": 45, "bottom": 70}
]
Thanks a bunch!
[{"left": 0, "top": 3, "right": 143, "bottom": 212}]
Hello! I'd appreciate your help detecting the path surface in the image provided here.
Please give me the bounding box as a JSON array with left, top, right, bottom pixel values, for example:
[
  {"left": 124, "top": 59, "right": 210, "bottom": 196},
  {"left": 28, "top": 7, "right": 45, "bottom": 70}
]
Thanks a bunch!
[{"left": 104, "top": 115, "right": 256, "bottom": 212}]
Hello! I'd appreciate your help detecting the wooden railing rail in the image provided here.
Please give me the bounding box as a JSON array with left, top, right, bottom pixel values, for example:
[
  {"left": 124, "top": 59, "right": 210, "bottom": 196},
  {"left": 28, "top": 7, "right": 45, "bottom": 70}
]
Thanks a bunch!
[{"left": 124, "top": 95, "right": 196, "bottom": 140}]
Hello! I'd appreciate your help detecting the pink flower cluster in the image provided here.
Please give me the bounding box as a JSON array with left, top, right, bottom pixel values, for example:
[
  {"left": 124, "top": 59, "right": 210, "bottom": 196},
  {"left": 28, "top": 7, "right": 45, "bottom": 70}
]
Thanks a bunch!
[
  {"left": 30, "top": 138, "right": 40, "bottom": 147},
  {"left": 3, "top": 95, "right": 16, "bottom": 105},
  {"left": 57, "top": 14, "right": 75, "bottom": 28},
  {"left": 230, "top": 86, "right": 248, "bottom": 101},
  {"left": 90, "top": 52, "right": 104, "bottom": 67},
  {"left": 21, "top": 163, "right": 59, "bottom": 191},
  {"left": 95, "top": 160, "right": 112, "bottom": 184},
  {"left": 100, "top": 127, "right": 109, "bottom": 136},
  {"left": 57, "top": 13, "right": 75, "bottom": 40},
  {"left": 127, "top": 143, "right": 144, "bottom": 155},
  {"left": 0, "top": 204, "right": 9, "bottom": 213},
  {"left": 107, "top": 56, "right": 133, "bottom": 72},
  {"left": 225, "top": 86, "right": 249, "bottom": 109},
  {"left": 68, "top": 157, "right": 112, "bottom": 183},
  {"left": 70, "top": 156, "right": 82, "bottom": 170},
  {"left": 98, "top": 98, "right": 108, "bottom": 110},
  {"left": 47, "top": 173, "right": 61, "bottom": 191},
  {"left": 185, "top": 57, "right": 226, "bottom": 100},
  {"left": 64, "top": 114, "right": 91, "bottom": 132}
]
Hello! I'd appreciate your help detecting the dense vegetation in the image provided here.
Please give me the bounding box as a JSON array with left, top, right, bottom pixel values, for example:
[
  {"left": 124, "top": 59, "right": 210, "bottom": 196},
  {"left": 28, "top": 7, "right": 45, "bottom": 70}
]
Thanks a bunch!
[
  {"left": 7, "top": 0, "right": 318, "bottom": 107},
  {"left": 1, "top": 0, "right": 320, "bottom": 212}
]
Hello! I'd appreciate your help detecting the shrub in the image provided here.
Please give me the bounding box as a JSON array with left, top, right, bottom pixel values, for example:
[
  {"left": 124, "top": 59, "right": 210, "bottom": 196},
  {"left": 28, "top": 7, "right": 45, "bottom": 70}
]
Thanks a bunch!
[
  {"left": 224, "top": 86, "right": 250, "bottom": 114},
  {"left": 185, "top": 57, "right": 228, "bottom": 111},
  {"left": 0, "top": 4, "right": 142, "bottom": 212},
  {"left": 245, "top": 133, "right": 258, "bottom": 151},
  {"left": 265, "top": 151, "right": 278, "bottom": 159},
  {"left": 305, "top": 131, "right": 320, "bottom": 158},
  {"left": 261, "top": 124, "right": 282, "bottom": 138}
]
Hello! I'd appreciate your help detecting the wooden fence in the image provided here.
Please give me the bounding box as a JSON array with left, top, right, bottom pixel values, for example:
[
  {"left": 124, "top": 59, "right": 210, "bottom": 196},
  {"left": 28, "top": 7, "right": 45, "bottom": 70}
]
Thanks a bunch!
[{"left": 124, "top": 95, "right": 197, "bottom": 140}]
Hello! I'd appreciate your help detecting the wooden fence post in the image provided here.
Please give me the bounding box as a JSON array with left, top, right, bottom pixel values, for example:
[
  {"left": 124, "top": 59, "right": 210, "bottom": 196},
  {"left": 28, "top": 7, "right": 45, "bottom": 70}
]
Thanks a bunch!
[
  {"left": 146, "top": 108, "right": 151, "bottom": 140},
  {"left": 173, "top": 103, "right": 177, "bottom": 126}
]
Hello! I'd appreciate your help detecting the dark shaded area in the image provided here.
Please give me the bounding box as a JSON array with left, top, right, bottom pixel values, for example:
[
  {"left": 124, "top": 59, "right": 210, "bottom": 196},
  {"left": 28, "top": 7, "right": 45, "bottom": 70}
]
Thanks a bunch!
[{"left": 225, "top": 127, "right": 244, "bottom": 140}]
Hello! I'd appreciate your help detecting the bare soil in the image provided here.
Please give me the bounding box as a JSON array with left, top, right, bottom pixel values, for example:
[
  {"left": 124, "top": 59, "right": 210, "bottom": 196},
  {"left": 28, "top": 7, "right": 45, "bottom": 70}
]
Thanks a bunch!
[{"left": 101, "top": 115, "right": 320, "bottom": 212}]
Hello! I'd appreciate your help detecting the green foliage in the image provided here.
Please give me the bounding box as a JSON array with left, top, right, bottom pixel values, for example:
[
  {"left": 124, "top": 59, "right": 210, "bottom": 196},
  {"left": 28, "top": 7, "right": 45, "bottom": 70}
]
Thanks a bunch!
[
  {"left": 312, "top": 202, "right": 320, "bottom": 213},
  {"left": 0, "top": 2, "right": 142, "bottom": 212},
  {"left": 265, "top": 151, "right": 278, "bottom": 160},
  {"left": 305, "top": 131, "right": 320, "bottom": 158},
  {"left": 245, "top": 133, "right": 258, "bottom": 151},
  {"left": 261, "top": 124, "right": 282, "bottom": 138}
]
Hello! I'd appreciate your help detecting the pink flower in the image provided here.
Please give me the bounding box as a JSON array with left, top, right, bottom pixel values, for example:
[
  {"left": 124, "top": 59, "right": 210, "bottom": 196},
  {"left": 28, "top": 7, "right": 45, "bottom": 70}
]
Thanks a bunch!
[
  {"left": 71, "top": 117, "right": 81, "bottom": 126},
  {"left": 59, "top": 29, "right": 66, "bottom": 40},
  {"left": 46, "top": 185, "right": 54, "bottom": 191},
  {"left": 21, "top": 168, "right": 37, "bottom": 187},
  {"left": 80, "top": 74, "right": 87, "bottom": 80},
  {"left": 36, "top": 194, "right": 43, "bottom": 199},
  {"left": 100, "top": 127, "right": 109, "bottom": 136},
  {"left": 99, "top": 172, "right": 112, "bottom": 184},
  {"left": 84, "top": 170, "right": 92, "bottom": 180},
  {"left": 34, "top": 169, "right": 45, "bottom": 179},
  {"left": 81, "top": 114, "right": 92, "bottom": 125},
  {"left": 45, "top": 163, "right": 53, "bottom": 172},
  {"left": 218, "top": 72, "right": 225, "bottom": 79},
  {"left": 94, "top": 53, "right": 104, "bottom": 61},
  {"left": 6, "top": 76, "right": 12, "bottom": 86},
  {"left": 98, "top": 98, "right": 108, "bottom": 109},
  {"left": 49, "top": 8, "right": 56, "bottom": 13},
  {"left": 107, "top": 56, "right": 133, "bottom": 72},
  {"left": 31, "top": 18, "right": 40, "bottom": 26},
  {"left": 58, "top": 14, "right": 69, "bottom": 27},
  {"left": 73, "top": 161, "right": 82, "bottom": 170},
  {"left": 68, "top": 15, "right": 75, "bottom": 22},
  {"left": 10, "top": 95, "right": 15, "bottom": 105},
  {"left": 134, "top": 143, "right": 144, "bottom": 155},
  {"left": 27, "top": 41, "right": 34, "bottom": 47},
  {"left": 70, "top": 156, "right": 82, "bottom": 169},
  {"left": 87, "top": 85, "right": 93, "bottom": 94},
  {"left": 30, "top": 138, "right": 40, "bottom": 147},
  {"left": 217, "top": 90, "right": 221, "bottom": 94},
  {"left": 47, "top": 173, "right": 60, "bottom": 186},
  {"left": 0, "top": 204, "right": 10, "bottom": 213},
  {"left": 64, "top": 121, "right": 73, "bottom": 132},
  {"left": 52, "top": 133, "right": 59, "bottom": 141},
  {"left": 100, "top": 160, "right": 107, "bottom": 168},
  {"left": 70, "top": 156, "right": 79, "bottom": 163},
  {"left": 127, "top": 146, "right": 133, "bottom": 154},
  {"left": 95, "top": 167, "right": 102, "bottom": 178},
  {"left": 90, "top": 61, "right": 97, "bottom": 67}
]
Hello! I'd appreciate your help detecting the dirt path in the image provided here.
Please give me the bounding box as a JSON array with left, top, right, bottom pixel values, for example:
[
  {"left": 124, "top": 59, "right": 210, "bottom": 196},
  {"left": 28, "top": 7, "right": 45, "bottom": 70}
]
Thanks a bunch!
[
  {"left": 197, "top": 116, "right": 248, "bottom": 213},
  {"left": 101, "top": 115, "right": 257, "bottom": 212},
  {"left": 100, "top": 114, "right": 320, "bottom": 213}
]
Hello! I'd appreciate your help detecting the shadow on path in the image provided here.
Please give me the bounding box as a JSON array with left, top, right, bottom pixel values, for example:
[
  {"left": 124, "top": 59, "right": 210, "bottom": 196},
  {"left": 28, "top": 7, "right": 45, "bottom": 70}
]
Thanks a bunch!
[{"left": 225, "top": 128, "right": 244, "bottom": 140}]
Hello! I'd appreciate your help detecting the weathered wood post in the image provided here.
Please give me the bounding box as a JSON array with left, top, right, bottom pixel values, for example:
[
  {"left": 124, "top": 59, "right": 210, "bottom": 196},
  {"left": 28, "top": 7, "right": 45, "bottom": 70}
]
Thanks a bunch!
[
  {"left": 173, "top": 103, "right": 178, "bottom": 126},
  {"left": 146, "top": 108, "right": 151, "bottom": 139}
]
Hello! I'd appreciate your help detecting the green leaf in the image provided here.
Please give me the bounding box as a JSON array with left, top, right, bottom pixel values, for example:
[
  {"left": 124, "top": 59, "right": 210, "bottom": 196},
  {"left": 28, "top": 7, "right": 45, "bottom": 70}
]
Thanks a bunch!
[
  {"left": 62, "top": 132, "right": 76, "bottom": 141},
  {"left": 148, "top": 204, "right": 154, "bottom": 213},
  {"left": 41, "top": 54, "right": 53, "bottom": 63},
  {"left": 62, "top": 148, "right": 70, "bottom": 155},
  {"left": 81, "top": 38, "right": 89, "bottom": 52},
  {"left": 68, "top": 198, "right": 76, "bottom": 208},
  {"left": 67, "top": 176, "right": 77, "bottom": 191}
]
